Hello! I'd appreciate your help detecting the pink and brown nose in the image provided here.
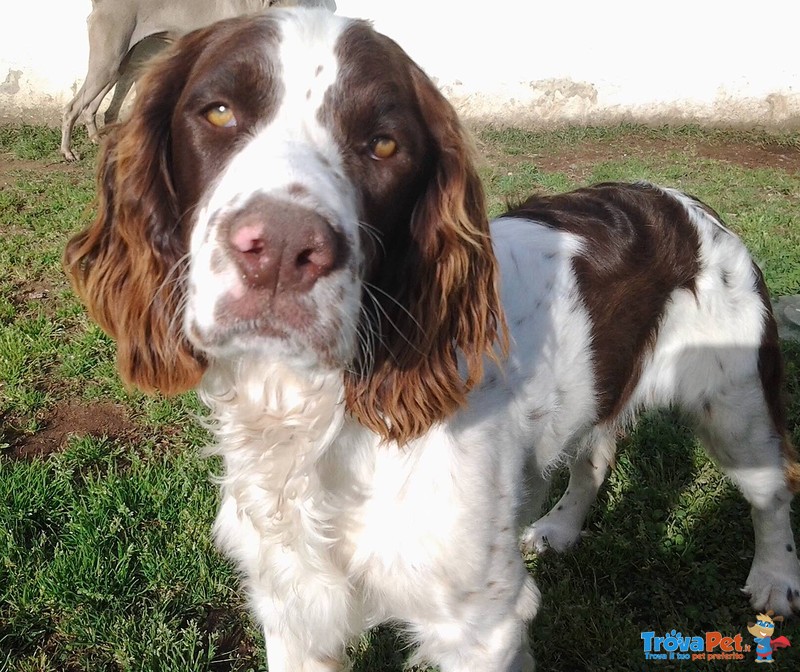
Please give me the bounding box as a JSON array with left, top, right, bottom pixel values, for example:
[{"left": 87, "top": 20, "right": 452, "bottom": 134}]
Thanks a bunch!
[{"left": 226, "top": 196, "right": 344, "bottom": 293}]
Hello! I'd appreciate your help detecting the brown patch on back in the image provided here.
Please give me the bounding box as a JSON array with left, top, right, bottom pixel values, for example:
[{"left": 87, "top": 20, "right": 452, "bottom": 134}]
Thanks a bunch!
[{"left": 504, "top": 182, "right": 701, "bottom": 421}]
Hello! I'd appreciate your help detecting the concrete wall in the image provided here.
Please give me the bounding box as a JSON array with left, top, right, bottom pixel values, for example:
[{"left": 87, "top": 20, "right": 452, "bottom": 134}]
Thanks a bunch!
[{"left": 2, "top": 0, "right": 799, "bottom": 130}]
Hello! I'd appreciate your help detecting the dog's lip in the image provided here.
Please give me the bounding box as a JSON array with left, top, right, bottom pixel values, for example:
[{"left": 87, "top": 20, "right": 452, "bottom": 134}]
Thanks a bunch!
[
  {"left": 186, "top": 315, "right": 351, "bottom": 368},
  {"left": 189, "top": 318, "right": 289, "bottom": 352}
]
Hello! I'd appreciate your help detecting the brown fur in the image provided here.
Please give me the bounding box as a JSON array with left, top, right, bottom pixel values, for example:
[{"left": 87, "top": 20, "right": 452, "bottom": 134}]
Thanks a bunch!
[
  {"left": 752, "top": 263, "right": 800, "bottom": 493},
  {"left": 343, "top": 137, "right": 507, "bottom": 441},
  {"left": 62, "top": 29, "right": 219, "bottom": 395},
  {"left": 340, "top": 32, "right": 507, "bottom": 443},
  {"left": 504, "top": 183, "right": 700, "bottom": 422},
  {"left": 64, "top": 17, "right": 285, "bottom": 394}
]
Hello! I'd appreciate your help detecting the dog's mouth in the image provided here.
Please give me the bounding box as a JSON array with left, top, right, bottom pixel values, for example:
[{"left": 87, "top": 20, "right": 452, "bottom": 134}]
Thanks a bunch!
[
  {"left": 186, "top": 291, "right": 357, "bottom": 370},
  {"left": 213, "top": 287, "right": 317, "bottom": 337}
]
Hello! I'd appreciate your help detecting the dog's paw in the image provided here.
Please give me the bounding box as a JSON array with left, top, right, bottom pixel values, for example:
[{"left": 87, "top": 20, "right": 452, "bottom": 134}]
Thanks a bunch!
[
  {"left": 744, "top": 558, "right": 800, "bottom": 616},
  {"left": 520, "top": 517, "right": 582, "bottom": 554}
]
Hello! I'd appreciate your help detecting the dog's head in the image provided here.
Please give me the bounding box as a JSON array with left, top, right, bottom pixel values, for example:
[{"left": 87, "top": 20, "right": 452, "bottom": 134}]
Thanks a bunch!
[{"left": 64, "top": 8, "right": 505, "bottom": 443}]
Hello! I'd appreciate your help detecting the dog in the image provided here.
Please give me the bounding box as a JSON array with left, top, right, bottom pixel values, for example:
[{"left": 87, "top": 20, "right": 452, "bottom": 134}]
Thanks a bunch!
[
  {"left": 59, "top": 0, "right": 335, "bottom": 161},
  {"left": 64, "top": 8, "right": 800, "bottom": 670}
]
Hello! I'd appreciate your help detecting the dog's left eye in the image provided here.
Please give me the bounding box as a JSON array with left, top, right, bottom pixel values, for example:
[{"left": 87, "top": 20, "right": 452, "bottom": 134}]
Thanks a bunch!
[
  {"left": 205, "top": 104, "right": 238, "bottom": 128},
  {"left": 370, "top": 136, "right": 398, "bottom": 160}
]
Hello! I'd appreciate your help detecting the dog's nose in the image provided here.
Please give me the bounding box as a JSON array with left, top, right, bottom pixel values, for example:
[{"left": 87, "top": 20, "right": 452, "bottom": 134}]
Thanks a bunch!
[{"left": 226, "top": 198, "right": 341, "bottom": 292}]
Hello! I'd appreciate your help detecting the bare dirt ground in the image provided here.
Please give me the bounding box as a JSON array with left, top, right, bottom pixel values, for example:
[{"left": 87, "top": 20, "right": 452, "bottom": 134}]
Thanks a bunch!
[
  {"left": 4, "top": 402, "right": 137, "bottom": 459},
  {"left": 0, "top": 153, "right": 88, "bottom": 188},
  {"left": 477, "top": 134, "right": 800, "bottom": 177}
]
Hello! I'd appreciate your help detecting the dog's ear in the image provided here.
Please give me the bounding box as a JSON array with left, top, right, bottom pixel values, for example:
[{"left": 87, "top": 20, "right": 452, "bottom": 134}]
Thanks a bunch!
[
  {"left": 63, "top": 31, "right": 217, "bottom": 395},
  {"left": 345, "top": 60, "right": 507, "bottom": 444}
]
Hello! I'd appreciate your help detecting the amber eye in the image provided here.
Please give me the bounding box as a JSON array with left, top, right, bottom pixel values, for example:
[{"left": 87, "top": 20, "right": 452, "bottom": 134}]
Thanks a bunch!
[
  {"left": 205, "top": 104, "right": 237, "bottom": 128},
  {"left": 370, "top": 136, "right": 398, "bottom": 160}
]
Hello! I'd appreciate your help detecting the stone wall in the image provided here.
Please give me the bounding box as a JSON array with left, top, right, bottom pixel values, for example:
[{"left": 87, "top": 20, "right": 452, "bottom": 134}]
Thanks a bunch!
[{"left": 2, "top": 0, "right": 798, "bottom": 130}]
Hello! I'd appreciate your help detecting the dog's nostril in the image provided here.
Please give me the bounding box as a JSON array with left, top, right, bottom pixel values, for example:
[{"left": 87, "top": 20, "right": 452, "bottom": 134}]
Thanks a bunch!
[
  {"left": 231, "top": 224, "right": 266, "bottom": 256},
  {"left": 297, "top": 248, "right": 315, "bottom": 266},
  {"left": 298, "top": 240, "right": 334, "bottom": 267},
  {"left": 295, "top": 239, "right": 338, "bottom": 284}
]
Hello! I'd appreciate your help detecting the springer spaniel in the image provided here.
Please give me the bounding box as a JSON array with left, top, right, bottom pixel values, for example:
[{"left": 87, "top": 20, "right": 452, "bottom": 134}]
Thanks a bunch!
[{"left": 64, "top": 8, "right": 800, "bottom": 671}]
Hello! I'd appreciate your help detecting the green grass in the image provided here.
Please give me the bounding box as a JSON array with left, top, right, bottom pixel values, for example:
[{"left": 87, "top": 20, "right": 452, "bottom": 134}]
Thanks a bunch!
[
  {"left": 1, "top": 123, "right": 799, "bottom": 671},
  {"left": 0, "top": 125, "right": 97, "bottom": 163}
]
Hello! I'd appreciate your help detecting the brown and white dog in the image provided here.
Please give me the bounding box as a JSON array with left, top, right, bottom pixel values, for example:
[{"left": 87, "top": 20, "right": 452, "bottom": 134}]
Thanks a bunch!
[{"left": 64, "top": 8, "right": 800, "bottom": 671}]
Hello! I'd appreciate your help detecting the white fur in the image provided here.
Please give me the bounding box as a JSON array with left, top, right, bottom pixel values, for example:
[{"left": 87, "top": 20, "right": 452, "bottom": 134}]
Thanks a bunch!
[
  {"left": 177, "top": 10, "right": 799, "bottom": 671},
  {"left": 185, "top": 10, "right": 361, "bottom": 366}
]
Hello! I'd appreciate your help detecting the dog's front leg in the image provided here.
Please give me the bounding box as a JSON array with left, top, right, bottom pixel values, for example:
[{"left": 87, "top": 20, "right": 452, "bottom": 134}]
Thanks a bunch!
[
  {"left": 264, "top": 632, "right": 349, "bottom": 672},
  {"left": 214, "top": 493, "right": 356, "bottom": 670}
]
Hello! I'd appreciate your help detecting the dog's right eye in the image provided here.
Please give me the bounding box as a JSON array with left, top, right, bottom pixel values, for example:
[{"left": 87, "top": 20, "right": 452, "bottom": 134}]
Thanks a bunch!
[
  {"left": 205, "top": 104, "right": 238, "bottom": 128},
  {"left": 369, "top": 136, "right": 398, "bottom": 160}
]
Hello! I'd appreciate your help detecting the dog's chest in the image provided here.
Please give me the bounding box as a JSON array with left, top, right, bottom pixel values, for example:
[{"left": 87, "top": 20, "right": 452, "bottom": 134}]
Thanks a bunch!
[
  {"left": 329, "top": 425, "right": 506, "bottom": 621},
  {"left": 346, "top": 430, "right": 461, "bottom": 565}
]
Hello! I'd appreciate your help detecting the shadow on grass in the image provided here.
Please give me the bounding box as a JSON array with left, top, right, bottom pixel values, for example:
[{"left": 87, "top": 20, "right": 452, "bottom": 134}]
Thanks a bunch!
[{"left": 530, "top": 341, "right": 800, "bottom": 671}]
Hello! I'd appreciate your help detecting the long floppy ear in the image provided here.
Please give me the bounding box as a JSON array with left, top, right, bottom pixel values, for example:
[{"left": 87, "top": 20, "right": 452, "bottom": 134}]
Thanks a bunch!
[
  {"left": 346, "top": 63, "right": 507, "bottom": 444},
  {"left": 63, "top": 33, "right": 212, "bottom": 395}
]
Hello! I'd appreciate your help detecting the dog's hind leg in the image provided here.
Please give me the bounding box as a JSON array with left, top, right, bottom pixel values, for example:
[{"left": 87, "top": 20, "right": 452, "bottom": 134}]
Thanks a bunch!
[
  {"left": 103, "top": 35, "right": 172, "bottom": 128},
  {"left": 60, "top": 7, "right": 134, "bottom": 160},
  {"left": 81, "top": 81, "right": 116, "bottom": 143},
  {"left": 102, "top": 51, "right": 138, "bottom": 128},
  {"left": 520, "top": 426, "right": 616, "bottom": 554},
  {"left": 690, "top": 346, "right": 800, "bottom": 616}
]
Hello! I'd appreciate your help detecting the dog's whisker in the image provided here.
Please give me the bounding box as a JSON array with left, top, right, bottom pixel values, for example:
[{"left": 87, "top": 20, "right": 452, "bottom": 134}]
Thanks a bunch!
[
  {"left": 363, "top": 281, "right": 425, "bottom": 336},
  {"left": 361, "top": 285, "right": 419, "bottom": 363},
  {"left": 357, "top": 220, "right": 386, "bottom": 257}
]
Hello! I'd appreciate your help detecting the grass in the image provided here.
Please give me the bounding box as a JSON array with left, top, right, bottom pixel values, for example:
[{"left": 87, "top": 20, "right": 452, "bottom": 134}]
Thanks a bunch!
[{"left": 1, "top": 123, "right": 799, "bottom": 671}]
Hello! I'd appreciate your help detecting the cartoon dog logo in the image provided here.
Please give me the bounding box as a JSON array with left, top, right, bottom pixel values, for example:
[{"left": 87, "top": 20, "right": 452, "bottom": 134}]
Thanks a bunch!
[{"left": 747, "top": 611, "right": 791, "bottom": 663}]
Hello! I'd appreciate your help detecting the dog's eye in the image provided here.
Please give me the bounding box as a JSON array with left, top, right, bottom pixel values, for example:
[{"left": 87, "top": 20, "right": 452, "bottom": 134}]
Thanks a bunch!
[
  {"left": 370, "top": 136, "right": 398, "bottom": 160},
  {"left": 205, "top": 104, "right": 238, "bottom": 128}
]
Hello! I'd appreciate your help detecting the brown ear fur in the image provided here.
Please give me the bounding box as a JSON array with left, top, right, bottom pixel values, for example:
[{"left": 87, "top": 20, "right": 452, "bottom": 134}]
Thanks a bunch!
[
  {"left": 345, "top": 64, "right": 507, "bottom": 444},
  {"left": 63, "top": 34, "right": 211, "bottom": 395}
]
